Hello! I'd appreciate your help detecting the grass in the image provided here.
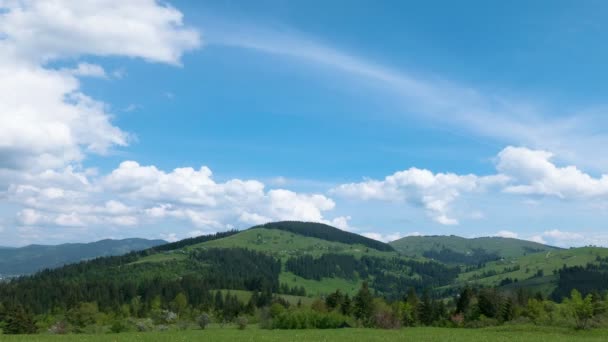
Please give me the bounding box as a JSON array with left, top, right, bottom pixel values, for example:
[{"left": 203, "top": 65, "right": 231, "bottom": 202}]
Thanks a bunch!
[
  {"left": 279, "top": 272, "right": 362, "bottom": 296},
  {"left": 457, "top": 247, "right": 608, "bottom": 291},
  {"left": 3, "top": 326, "right": 608, "bottom": 341},
  {"left": 188, "top": 228, "right": 398, "bottom": 260},
  {"left": 391, "top": 235, "right": 559, "bottom": 259}
]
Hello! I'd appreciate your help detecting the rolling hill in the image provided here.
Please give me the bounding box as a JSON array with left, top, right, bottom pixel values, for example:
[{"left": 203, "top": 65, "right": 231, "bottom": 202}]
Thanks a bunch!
[
  {"left": 0, "top": 238, "right": 166, "bottom": 277},
  {"left": 455, "top": 247, "right": 608, "bottom": 297},
  {"left": 390, "top": 235, "right": 560, "bottom": 262},
  {"left": 2, "top": 221, "right": 607, "bottom": 319}
]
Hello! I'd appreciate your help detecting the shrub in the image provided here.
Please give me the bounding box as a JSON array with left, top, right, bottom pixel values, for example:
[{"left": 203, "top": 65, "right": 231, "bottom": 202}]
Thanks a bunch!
[
  {"left": 109, "top": 320, "right": 129, "bottom": 333},
  {"left": 236, "top": 316, "right": 248, "bottom": 330},
  {"left": 47, "top": 321, "right": 69, "bottom": 334},
  {"left": 197, "top": 313, "right": 211, "bottom": 329},
  {"left": 135, "top": 318, "right": 154, "bottom": 332},
  {"left": 271, "top": 309, "right": 349, "bottom": 329}
]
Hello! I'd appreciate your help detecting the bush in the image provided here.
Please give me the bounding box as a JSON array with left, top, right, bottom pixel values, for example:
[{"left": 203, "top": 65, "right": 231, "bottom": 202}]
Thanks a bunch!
[
  {"left": 135, "top": 318, "right": 154, "bottom": 332},
  {"left": 47, "top": 321, "right": 69, "bottom": 334},
  {"left": 198, "top": 313, "right": 211, "bottom": 329},
  {"left": 464, "top": 315, "right": 500, "bottom": 328},
  {"left": 109, "top": 320, "right": 129, "bottom": 333},
  {"left": 236, "top": 316, "right": 248, "bottom": 330},
  {"left": 271, "top": 309, "right": 350, "bottom": 329}
]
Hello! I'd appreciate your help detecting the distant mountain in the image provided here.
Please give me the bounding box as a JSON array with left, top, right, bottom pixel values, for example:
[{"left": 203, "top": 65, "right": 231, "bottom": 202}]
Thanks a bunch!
[
  {"left": 0, "top": 238, "right": 166, "bottom": 276},
  {"left": 390, "top": 235, "right": 560, "bottom": 262}
]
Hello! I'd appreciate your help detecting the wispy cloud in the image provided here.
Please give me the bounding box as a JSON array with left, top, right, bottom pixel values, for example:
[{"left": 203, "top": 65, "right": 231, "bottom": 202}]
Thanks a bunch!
[{"left": 209, "top": 24, "right": 608, "bottom": 171}]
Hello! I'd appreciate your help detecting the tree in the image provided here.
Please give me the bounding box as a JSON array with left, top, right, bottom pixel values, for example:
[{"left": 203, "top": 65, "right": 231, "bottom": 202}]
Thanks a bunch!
[
  {"left": 340, "top": 294, "right": 353, "bottom": 316},
  {"left": 477, "top": 289, "right": 502, "bottom": 319},
  {"left": 418, "top": 290, "right": 434, "bottom": 325},
  {"left": 326, "top": 290, "right": 344, "bottom": 310},
  {"left": 354, "top": 282, "right": 374, "bottom": 326},
  {"left": 501, "top": 298, "right": 515, "bottom": 322},
  {"left": 66, "top": 302, "right": 99, "bottom": 329},
  {"left": 4, "top": 306, "right": 36, "bottom": 334},
  {"left": 171, "top": 293, "right": 188, "bottom": 317},
  {"left": 564, "top": 289, "right": 594, "bottom": 330},
  {"left": 456, "top": 287, "right": 473, "bottom": 314}
]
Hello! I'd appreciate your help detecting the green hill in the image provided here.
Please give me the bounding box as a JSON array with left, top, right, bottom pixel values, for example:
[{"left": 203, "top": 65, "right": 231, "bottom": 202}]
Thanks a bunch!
[
  {"left": 455, "top": 247, "right": 608, "bottom": 296},
  {"left": 390, "top": 235, "right": 560, "bottom": 263},
  {"left": 0, "top": 238, "right": 166, "bottom": 276}
]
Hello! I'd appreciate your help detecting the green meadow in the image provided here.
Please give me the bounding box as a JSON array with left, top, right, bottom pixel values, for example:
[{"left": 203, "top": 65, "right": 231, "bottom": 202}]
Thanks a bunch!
[{"left": 2, "top": 326, "right": 607, "bottom": 342}]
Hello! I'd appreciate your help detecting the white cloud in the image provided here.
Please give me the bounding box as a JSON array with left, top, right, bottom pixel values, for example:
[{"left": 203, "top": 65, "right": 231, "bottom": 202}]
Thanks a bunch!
[
  {"left": 160, "top": 233, "right": 179, "bottom": 243},
  {"left": 65, "top": 62, "right": 107, "bottom": 78},
  {"left": 526, "top": 229, "right": 589, "bottom": 247},
  {"left": 0, "top": 0, "right": 200, "bottom": 65},
  {"left": 0, "top": 0, "right": 200, "bottom": 171},
  {"left": 498, "top": 146, "right": 608, "bottom": 199},
  {"left": 361, "top": 232, "right": 403, "bottom": 243},
  {"left": 332, "top": 168, "right": 502, "bottom": 225},
  {"left": 495, "top": 230, "right": 518, "bottom": 239},
  {"left": 528, "top": 235, "right": 547, "bottom": 244},
  {"left": 17, "top": 208, "right": 43, "bottom": 226}
]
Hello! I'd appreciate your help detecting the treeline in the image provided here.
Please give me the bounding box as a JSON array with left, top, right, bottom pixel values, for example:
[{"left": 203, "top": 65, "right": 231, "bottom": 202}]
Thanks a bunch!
[
  {"left": 0, "top": 248, "right": 282, "bottom": 315},
  {"left": 254, "top": 221, "right": 394, "bottom": 252},
  {"left": 285, "top": 254, "right": 460, "bottom": 298},
  {"left": 2, "top": 280, "right": 608, "bottom": 334},
  {"left": 552, "top": 259, "right": 608, "bottom": 300},
  {"left": 423, "top": 247, "right": 500, "bottom": 266}
]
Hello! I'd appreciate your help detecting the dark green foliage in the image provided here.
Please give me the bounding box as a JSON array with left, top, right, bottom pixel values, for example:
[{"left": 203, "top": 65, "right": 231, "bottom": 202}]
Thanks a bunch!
[
  {"left": 552, "top": 262, "right": 608, "bottom": 300},
  {"left": 3, "top": 306, "right": 36, "bottom": 334},
  {"left": 189, "top": 248, "right": 281, "bottom": 292},
  {"left": 253, "top": 221, "right": 394, "bottom": 252},
  {"left": 285, "top": 254, "right": 459, "bottom": 298},
  {"left": 353, "top": 282, "right": 374, "bottom": 325},
  {"left": 477, "top": 289, "right": 502, "bottom": 319},
  {"left": 285, "top": 254, "right": 359, "bottom": 280},
  {"left": 0, "top": 247, "right": 276, "bottom": 317}
]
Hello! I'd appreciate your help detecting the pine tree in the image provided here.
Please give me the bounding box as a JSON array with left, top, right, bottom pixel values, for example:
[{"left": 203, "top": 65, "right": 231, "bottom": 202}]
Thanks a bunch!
[
  {"left": 501, "top": 298, "right": 514, "bottom": 322},
  {"left": 354, "top": 282, "right": 374, "bottom": 326},
  {"left": 418, "top": 289, "right": 434, "bottom": 326},
  {"left": 4, "top": 306, "right": 37, "bottom": 334}
]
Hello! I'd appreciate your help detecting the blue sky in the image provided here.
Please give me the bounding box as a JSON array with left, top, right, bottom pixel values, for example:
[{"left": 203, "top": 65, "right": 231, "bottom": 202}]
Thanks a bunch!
[{"left": 1, "top": 1, "right": 608, "bottom": 247}]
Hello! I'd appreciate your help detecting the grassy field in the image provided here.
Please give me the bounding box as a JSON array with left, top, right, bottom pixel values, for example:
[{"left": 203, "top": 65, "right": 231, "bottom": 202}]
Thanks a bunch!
[
  {"left": 189, "top": 228, "right": 398, "bottom": 259},
  {"left": 2, "top": 326, "right": 607, "bottom": 341},
  {"left": 457, "top": 247, "right": 608, "bottom": 292},
  {"left": 390, "top": 235, "right": 558, "bottom": 259}
]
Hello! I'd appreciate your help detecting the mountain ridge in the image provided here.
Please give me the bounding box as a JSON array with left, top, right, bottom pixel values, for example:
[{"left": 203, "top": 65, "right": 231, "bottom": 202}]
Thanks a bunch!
[{"left": 0, "top": 237, "right": 166, "bottom": 276}]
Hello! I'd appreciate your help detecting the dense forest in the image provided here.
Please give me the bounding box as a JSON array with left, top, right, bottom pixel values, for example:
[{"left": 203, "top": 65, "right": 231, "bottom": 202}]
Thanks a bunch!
[
  {"left": 285, "top": 254, "right": 459, "bottom": 298},
  {"left": 552, "top": 257, "right": 608, "bottom": 300}
]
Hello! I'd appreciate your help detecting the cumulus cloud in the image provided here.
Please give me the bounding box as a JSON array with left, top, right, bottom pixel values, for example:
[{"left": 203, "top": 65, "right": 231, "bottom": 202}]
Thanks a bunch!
[
  {"left": 495, "top": 230, "right": 518, "bottom": 239},
  {"left": 361, "top": 232, "right": 406, "bottom": 243},
  {"left": 6, "top": 161, "right": 348, "bottom": 241},
  {"left": 0, "top": 0, "right": 201, "bottom": 65},
  {"left": 497, "top": 146, "right": 608, "bottom": 199},
  {"left": 332, "top": 168, "right": 504, "bottom": 225},
  {"left": 333, "top": 145, "right": 608, "bottom": 226},
  {"left": 0, "top": 0, "right": 200, "bottom": 171},
  {"left": 526, "top": 229, "right": 598, "bottom": 247},
  {"left": 64, "top": 63, "right": 108, "bottom": 78}
]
